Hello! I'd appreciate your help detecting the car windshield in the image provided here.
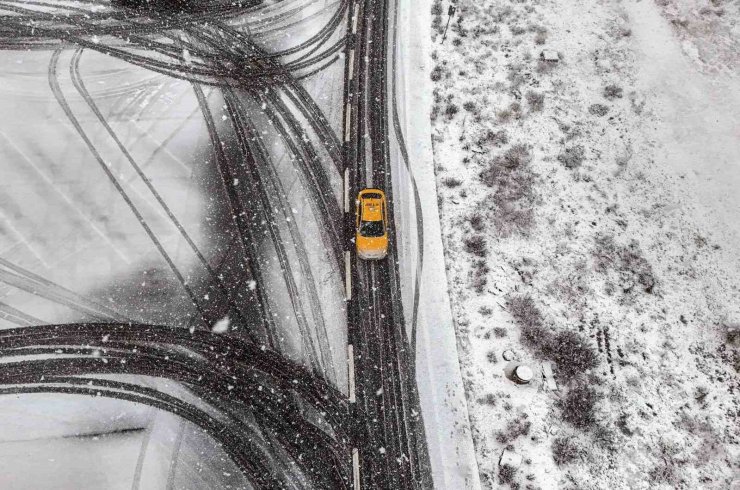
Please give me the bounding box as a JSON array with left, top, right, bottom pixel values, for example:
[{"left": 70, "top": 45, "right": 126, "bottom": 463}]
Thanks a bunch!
[{"left": 360, "top": 220, "right": 384, "bottom": 237}]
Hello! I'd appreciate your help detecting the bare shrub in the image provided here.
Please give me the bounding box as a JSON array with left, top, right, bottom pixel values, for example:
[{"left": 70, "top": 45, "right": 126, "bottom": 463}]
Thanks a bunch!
[
  {"left": 430, "top": 1, "right": 442, "bottom": 16},
  {"left": 549, "top": 330, "right": 598, "bottom": 378},
  {"left": 509, "top": 101, "right": 522, "bottom": 115},
  {"left": 493, "top": 327, "right": 507, "bottom": 338},
  {"left": 445, "top": 103, "right": 460, "bottom": 118},
  {"left": 604, "top": 84, "right": 624, "bottom": 100},
  {"left": 464, "top": 235, "right": 488, "bottom": 257},
  {"left": 430, "top": 64, "right": 443, "bottom": 81},
  {"left": 443, "top": 176, "right": 463, "bottom": 188},
  {"left": 480, "top": 392, "right": 497, "bottom": 404},
  {"left": 556, "top": 383, "right": 602, "bottom": 429},
  {"left": 498, "top": 465, "right": 517, "bottom": 485},
  {"left": 648, "top": 440, "right": 684, "bottom": 487},
  {"left": 589, "top": 103, "right": 610, "bottom": 117},
  {"left": 493, "top": 201, "right": 534, "bottom": 237},
  {"left": 725, "top": 323, "right": 740, "bottom": 346},
  {"left": 479, "top": 145, "right": 536, "bottom": 236},
  {"left": 497, "top": 109, "right": 512, "bottom": 122},
  {"left": 469, "top": 212, "right": 486, "bottom": 231},
  {"left": 501, "top": 144, "right": 531, "bottom": 169},
  {"left": 506, "top": 295, "right": 598, "bottom": 380},
  {"left": 491, "top": 5, "right": 513, "bottom": 23},
  {"left": 534, "top": 31, "right": 547, "bottom": 45},
  {"left": 552, "top": 436, "right": 580, "bottom": 465},
  {"left": 557, "top": 145, "right": 585, "bottom": 169},
  {"left": 496, "top": 416, "right": 532, "bottom": 444},
  {"left": 594, "top": 235, "right": 657, "bottom": 295},
  {"left": 506, "top": 295, "right": 548, "bottom": 347},
  {"left": 471, "top": 259, "right": 490, "bottom": 293},
  {"left": 510, "top": 24, "right": 526, "bottom": 35},
  {"left": 463, "top": 100, "right": 477, "bottom": 112},
  {"left": 525, "top": 91, "right": 545, "bottom": 112},
  {"left": 649, "top": 463, "right": 681, "bottom": 486},
  {"left": 478, "top": 129, "right": 509, "bottom": 148}
]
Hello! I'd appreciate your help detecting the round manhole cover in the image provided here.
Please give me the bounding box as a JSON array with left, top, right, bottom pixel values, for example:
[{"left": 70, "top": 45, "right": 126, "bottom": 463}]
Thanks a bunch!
[{"left": 513, "top": 365, "right": 533, "bottom": 384}]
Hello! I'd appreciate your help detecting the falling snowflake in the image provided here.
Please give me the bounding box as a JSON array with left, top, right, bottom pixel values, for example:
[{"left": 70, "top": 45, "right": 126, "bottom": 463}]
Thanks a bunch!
[{"left": 212, "top": 316, "right": 231, "bottom": 334}]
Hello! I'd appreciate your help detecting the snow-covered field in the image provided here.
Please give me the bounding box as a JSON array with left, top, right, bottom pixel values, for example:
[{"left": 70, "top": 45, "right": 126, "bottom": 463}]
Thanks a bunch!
[{"left": 429, "top": 0, "right": 739, "bottom": 488}]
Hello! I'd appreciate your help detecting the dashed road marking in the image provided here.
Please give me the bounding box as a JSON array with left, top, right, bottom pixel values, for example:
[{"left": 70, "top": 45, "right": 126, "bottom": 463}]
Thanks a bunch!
[
  {"left": 344, "top": 167, "right": 350, "bottom": 212},
  {"left": 345, "top": 250, "right": 352, "bottom": 300},
  {"left": 348, "top": 344, "right": 356, "bottom": 403},
  {"left": 344, "top": 104, "right": 352, "bottom": 142},
  {"left": 352, "top": 447, "right": 360, "bottom": 489},
  {"left": 348, "top": 49, "right": 355, "bottom": 80}
]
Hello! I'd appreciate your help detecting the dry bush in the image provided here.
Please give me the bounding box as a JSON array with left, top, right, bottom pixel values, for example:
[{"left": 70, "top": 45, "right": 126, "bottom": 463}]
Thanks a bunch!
[
  {"left": 506, "top": 295, "right": 598, "bottom": 380},
  {"left": 491, "top": 5, "right": 513, "bottom": 23},
  {"left": 493, "top": 200, "right": 535, "bottom": 237},
  {"left": 525, "top": 91, "right": 545, "bottom": 112},
  {"left": 445, "top": 103, "right": 460, "bottom": 118},
  {"left": 479, "top": 144, "right": 536, "bottom": 236},
  {"left": 443, "top": 176, "right": 463, "bottom": 188},
  {"left": 552, "top": 436, "right": 580, "bottom": 465},
  {"left": 464, "top": 234, "right": 488, "bottom": 257},
  {"left": 477, "top": 129, "right": 509, "bottom": 148},
  {"left": 648, "top": 441, "right": 684, "bottom": 487},
  {"left": 594, "top": 235, "right": 657, "bottom": 295},
  {"left": 589, "top": 103, "right": 610, "bottom": 117},
  {"left": 498, "top": 465, "right": 517, "bottom": 485},
  {"left": 510, "top": 24, "right": 526, "bottom": 35},
  {"left": 556, "top": 383, "right": 602, "bottom": 429},
  {"left": 500, "top": 144, "right": 531, "bottom": 168},
  {"left": 496, "top": 415, "right": 532, "bottom": 444},
  {"left": 497, "top": 109, "right": 513, "bottom": 122},
  {"left": 480, "top": 145, "right": 533, "bottom": 186},
  {"left": 604, "top": 84, "right": 624, "bottom": 100},
  {"left": 430, "top": 64, "right": 443, "bottom": 81},
  {"left": 479, "top": 392, "right": 498, "bottom": 405},
  {"left": 557, "top": 145, "right": 585, "bottom": 169},
  {"left": 549, "top": 330, "right": 599, "bottom": 378},
  {"left": 506, "top": 295, "right": 548, "bottom": 345},
  {"left": 470, "top": 259, "right": 490, "bottom": 293},
  {"left": 468, "top": 212, "right": 486, "bottom": 231}
]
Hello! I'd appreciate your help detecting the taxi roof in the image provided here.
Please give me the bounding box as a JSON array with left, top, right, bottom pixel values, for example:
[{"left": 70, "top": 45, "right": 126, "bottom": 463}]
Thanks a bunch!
[{"left": 360, "top": 191, "right": 384, "bottom": 221}]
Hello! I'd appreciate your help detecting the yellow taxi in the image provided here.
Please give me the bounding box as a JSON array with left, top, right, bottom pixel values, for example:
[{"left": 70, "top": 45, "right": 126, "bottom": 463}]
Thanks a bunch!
[{"left": 355, "top": 188, "right": 388, "bottom": 260}]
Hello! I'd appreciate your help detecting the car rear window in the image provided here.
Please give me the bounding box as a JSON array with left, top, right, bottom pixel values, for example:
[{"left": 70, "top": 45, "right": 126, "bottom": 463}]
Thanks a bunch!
[
  {"left": 363, "top": 192, "right": 382, "bottom": 200},
  {"left": 360, "top": 220, "right": 384, "bottom": 237}
]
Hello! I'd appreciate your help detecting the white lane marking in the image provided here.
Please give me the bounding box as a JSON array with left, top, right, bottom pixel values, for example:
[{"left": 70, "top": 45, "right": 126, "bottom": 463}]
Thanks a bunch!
[
  {"left": 348, "top": 49, "right": 355, "bottom": 81},
  {"left": 348, "top": 344, "right": 356, "bottom": 403},
  {"left": 351, "top": 10, "right": 359, "bottom": 34},
  {"left": 345, "top": 250, "right": 352, "bottom": 300},
  {"left": 344, "top": 104, "right": 352, "bottom": 142},
  {"left": 344, "top": 167, "right": 350, "bottom": 213},
  {"left": 352, "top": 448, "right": 361, "bottom": 489}
]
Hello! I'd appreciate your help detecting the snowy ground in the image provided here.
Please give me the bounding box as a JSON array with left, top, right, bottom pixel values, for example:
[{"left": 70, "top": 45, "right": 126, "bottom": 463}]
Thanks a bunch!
[{"left": 429, "top": 0, "right": 739, "bottom": 488}]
